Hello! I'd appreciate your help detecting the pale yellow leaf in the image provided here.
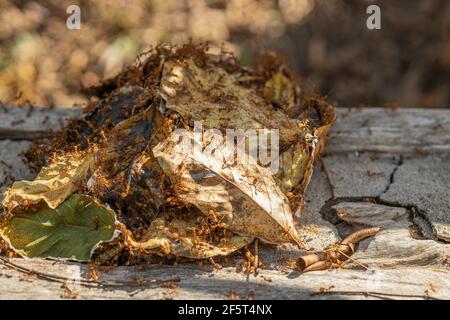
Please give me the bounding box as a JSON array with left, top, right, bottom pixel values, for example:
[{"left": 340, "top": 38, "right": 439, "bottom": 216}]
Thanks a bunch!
[{"left": 3, "top": 151, "right": 94, "bottom": 211}]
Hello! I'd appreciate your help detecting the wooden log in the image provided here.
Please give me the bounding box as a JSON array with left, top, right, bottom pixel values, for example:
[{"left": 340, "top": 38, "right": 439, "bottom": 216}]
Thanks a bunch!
[
  {"left": 0, "top": 258, "right": 448, "bottom": 300},
  {"left": 0, "top": 105, "right": 449, "bottom": 299}
]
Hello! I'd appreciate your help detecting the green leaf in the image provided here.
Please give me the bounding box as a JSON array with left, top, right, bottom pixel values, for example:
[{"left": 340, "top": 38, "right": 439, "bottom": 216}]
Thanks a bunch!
[{"left": 0, "top": 194, "right": 117, "bottom": 261}]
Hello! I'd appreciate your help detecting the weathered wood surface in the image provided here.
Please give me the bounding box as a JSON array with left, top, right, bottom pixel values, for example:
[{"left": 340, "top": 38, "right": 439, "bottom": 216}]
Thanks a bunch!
[
  {"left": 332, "top": 202, "right": 448, "bottom": 268},
  {"left": 0, "top": 104, "right": 81, "bottom": 140},
  {"left": 0, "top": 106, "right": 449, "bottom": 300},
  {"left": 1, "top": 258, "right": 448, "bottom": 300},
  {"left": 328, "top": 107, "right": 450, "bottom": 154}
]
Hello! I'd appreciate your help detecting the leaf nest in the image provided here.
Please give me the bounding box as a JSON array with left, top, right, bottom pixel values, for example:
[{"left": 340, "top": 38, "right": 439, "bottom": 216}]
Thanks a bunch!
[{"left": 1, "top": 43, "right": 335, "bottom": 264}]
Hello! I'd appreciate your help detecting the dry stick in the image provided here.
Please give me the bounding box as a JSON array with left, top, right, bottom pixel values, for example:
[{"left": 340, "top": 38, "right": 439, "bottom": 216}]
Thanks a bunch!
[
  {"left": 312, "top": 290, "right": 441, "bottom": 300},
  {"left": 336, "top": 249, "right": 368, "bottom": 270},
  {"left": 0, "top": 256, "right": 179, "bottom": 287}
]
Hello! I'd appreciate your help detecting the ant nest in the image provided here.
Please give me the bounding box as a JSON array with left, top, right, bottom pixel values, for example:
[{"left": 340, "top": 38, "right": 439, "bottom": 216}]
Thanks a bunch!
[{"left": 2, "top": 43, "right": 337, "bottom": 267}]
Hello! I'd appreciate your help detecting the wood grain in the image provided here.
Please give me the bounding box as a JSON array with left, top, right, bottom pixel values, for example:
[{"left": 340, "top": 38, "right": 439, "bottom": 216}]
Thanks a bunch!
[
  {"left": 0, "top": 258, "right": 448, "bottom": 300},
  {"left": 328, "top": 107, "right": 450, "bottom": 154},
  {"left": 0, "top": 104, "right": 81, "bottom": 140}
]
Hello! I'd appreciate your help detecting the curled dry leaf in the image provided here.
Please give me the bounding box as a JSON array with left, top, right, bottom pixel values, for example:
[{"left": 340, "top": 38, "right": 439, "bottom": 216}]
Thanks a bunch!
[
  {"left": 263, "top": 71, "right": 296, "bottom": 113},
  {"left": 0, "top": 194, "right": 117, "bottom": 261},
  {"left": 277, "top": 100, "right": 336, "bottom": 210},
  {"left": 160, "top": 53, "right": 335, "bottom": 212},
  {"left": 3, "top": 151, "right": 94, "bottom": 211},
  {"left": 297, "top": 227, "right": 380, "bottom": 272},
  {"left": 153, "top": 130, "right": 302, "bottom": 246},
  {"left": 160, "top": 58, "right": 302, "bottom": 149},
  {"left": 124, "top": 209, "right": 254, "bottom": 259}
]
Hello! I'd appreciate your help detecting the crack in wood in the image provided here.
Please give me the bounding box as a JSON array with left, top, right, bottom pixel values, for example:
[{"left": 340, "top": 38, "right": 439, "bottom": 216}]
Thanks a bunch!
[{"left": 380, "top": 155, "right": 403, "bottom": 195}]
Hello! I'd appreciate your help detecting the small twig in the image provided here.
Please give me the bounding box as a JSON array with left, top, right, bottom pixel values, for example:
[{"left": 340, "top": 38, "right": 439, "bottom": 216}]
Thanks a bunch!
[
  {"left": 336, "top": 249, "right": 368, "bottom": 270},
  {"left": 311, "top": 290, "right": 441, "bottom": 300},
  {"left": 0, "top": 256, "right": 179, "bottom": 287}
]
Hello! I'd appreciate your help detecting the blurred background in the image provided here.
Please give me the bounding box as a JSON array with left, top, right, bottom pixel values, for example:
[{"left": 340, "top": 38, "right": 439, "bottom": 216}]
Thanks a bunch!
[{"left": 0, "top": 0, "right": 449, "bottom": 108}]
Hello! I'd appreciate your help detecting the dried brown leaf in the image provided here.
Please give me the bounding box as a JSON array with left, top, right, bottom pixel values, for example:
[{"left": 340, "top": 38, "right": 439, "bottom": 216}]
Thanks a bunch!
[
  {"left": 125, "top": 209, "right": 254, "bottom": 259},
  {"left": 153, "top": 130, "right": 302, "bottom": 246}
]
